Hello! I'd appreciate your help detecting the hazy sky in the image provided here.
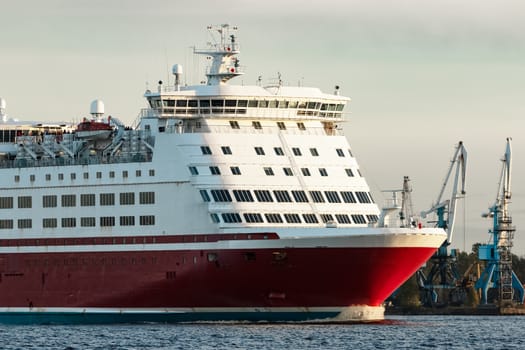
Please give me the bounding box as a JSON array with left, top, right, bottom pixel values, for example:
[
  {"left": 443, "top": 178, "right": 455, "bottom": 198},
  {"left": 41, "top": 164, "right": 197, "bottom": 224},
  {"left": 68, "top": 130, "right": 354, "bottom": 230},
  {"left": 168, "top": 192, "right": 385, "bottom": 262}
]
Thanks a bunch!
[{"left": 2, "top": 0, "right": 525, "bottom": 253}]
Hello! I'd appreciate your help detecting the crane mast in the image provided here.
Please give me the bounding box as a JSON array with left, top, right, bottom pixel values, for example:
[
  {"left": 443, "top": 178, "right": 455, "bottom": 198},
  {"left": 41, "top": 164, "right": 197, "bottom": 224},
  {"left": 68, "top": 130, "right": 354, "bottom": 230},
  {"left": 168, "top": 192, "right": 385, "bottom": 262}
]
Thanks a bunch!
[
  {"left": 416, "top": 141, "right": 467, "bottom": 306},
  {"left": 475, "top": 138, "right": 524, "bottom": 306}
]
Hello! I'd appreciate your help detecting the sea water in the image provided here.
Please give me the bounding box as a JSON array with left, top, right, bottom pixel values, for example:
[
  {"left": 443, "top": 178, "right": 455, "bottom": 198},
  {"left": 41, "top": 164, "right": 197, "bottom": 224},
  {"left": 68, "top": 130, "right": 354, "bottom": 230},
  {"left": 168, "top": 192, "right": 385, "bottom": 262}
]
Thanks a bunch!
[{"left": 0, "top": 316, "right": 523, "bottom": 349}]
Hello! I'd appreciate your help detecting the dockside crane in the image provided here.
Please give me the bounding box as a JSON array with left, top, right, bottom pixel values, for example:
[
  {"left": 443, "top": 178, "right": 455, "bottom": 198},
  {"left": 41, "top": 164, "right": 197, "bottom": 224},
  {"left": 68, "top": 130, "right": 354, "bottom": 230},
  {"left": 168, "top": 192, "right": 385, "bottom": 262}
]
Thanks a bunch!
[
  {"left": 416, "top": 141, "right": 467, "bottom": 306},
  {"left": 475, "top": 138, "right": 524, "bottom": 306}
]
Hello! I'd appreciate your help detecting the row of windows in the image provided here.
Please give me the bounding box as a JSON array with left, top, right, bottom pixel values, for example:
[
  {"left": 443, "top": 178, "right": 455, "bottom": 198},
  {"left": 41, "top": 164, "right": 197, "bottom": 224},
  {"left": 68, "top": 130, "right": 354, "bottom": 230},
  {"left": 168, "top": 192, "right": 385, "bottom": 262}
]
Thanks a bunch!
[
  {"left": 202, "top": 145, "right": 353, "bottom": 158},
  {"left": 0, "top": 192, "right": 155, "bottom": 209},
  {"left": 0, "top": 216, "right": 156, "bottom": 229},
  {"left": 156, "top": 99, "right": 344, "bottom": 111},
  {"left": 201, "top": 189, "right": 374, "bottom": 204},
  {"left": 190, "top": 165, "right": 359, "bottom": 178},
  {"left": 14, "top": 169, "right": 156, "bottom": 183},
  {"left": 210, "top": 212, "right": 378, "bottom": 225}
]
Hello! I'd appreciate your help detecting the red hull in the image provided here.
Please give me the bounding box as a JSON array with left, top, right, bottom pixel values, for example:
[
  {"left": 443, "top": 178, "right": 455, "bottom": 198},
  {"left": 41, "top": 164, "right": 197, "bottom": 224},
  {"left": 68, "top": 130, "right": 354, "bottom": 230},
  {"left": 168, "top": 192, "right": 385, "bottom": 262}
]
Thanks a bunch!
[{"left": 0, "top": 246, "right": 434, "bottom": 309}]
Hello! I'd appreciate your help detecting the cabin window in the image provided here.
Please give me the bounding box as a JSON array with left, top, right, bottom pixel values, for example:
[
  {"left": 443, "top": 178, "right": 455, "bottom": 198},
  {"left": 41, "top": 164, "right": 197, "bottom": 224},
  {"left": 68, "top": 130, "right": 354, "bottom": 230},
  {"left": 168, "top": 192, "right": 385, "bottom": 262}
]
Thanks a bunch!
[
  {"left": 254, "top": 190, "right": 273, "bottom": 202},
  {"left": 14, "top": 175, "right": 20, "bottom": 183},
  {"left": 341, "top": 191, "right": 357, "bottom": 203},
  {"left": 81, "top": 194, "right": 96, "bottom": 206},
  {"left": 0, "top": 197, "right": 13, "bottom": 209},
  {"left": 265, "top": 213, "right": 283, "bottom": 223},
  {"left": 43, "top": 218, "right": 57, "bottom": 228},
  {"left": 325, "top": 191, "right": 341, "bottom": 203},
  {"left": 233, "top": 190, "right": 254, "bottom": 202},
  {"left": 348, "top": 148, "right": 353, "bottom": 157},
  {"left": 100, "top": 193, "right": 115, "bottom": 206},
  {"left": 254, "top": 147, "right": 265, "bottom": 155},
  {"left": 229, "top": 121, "right": 240, "bottom": 129},
  {"left": 17, "top": 196, "right": 32, "bottom": 209},
  {"left": 17, "top": 219, "right": 32, "bottom": 229},
  {"left": 273, "top": 190, "right": 292, "bottom": 203},
  {"left": 61, "top": 194, "right": 76, "bottom": 207},
  {"left": 209, "top": 166, "right": 221, "bottom": 175},
  {"left": 139, "top": 192, "right": 155, "bottom": 204},
  {"left": 221, "top": 146, "right": 232, "bottom": 155},
  {"left": 309, "top": 191, "right": 325, "bottom": 203},
  {"left": 210, "top": 213, "right": 220, "bottom": 223},
  {"left": 301, "top": 168, "right": 311, "bottom": 176},
  {"left": 284, "top": 214, "right": 301, "bottom": 223},
  {"left": 302, "top": 214, "right": 319, "bottom": 224},
  {"left": 45, "top": 174, "right": 51, "bottom": 181},
  {"left": 212, "top": 99, "right": 224, "bottom": 107},
  {"left": 221, "top": 213, "right": 242, "bottom": 223},
  {"left": 252, "top": 121, "right": 262, "bottom": 129},
  {"left": 189, "top": 166, "right": 199, "bottom": 175},
  {"left": 319, "top": 168, "right": 328, "bottom": 177},
  {"left": 292, "top": 147, "right": 302, "bottom": 156},
  {"left": 277, "top": 122, "right": 286, "bottom": 130},
  {"left": 291, "top": 190, "right": 308, "bottom": 203},
  {"left": 201, "top": 146, "right": 212, "bottom": 155},
  {"left": 199, "top": 190, "right": 211, "bottom": 202},
  {"left": 210, "top": 190, "right": 232, "bottom": 202},
  {"left": 109, "top": 171, "right": 115, "bottom": 178},
  {"left": 30, "top": 175, "right": 35, "bottom": 182},
  {"left": 100, "top": 216, "right": 116, "bottom": 227},
  {"left": 230, "top": 166, "right": 241, "bottom": 175},
  {"left": 274, "top": 147, "right": 284, "bottom": 156},
  {"left": 61, "top": 218, "right": 77, "bottom": 228},
  {"left": 263, "top": 167, "right": 274, "bottom": 176},
  {"left": 351, "top": 214, "right": 367, "bottom": 224},
  {"left": 248, "top": 100, "right": 258, "bottom": 108},
  {"left": 80, "top": 217, "right": 96, "bottom": 227},
  {"left": 136, "top": 170, "right": 141, "bottom": 177},
  {"left": 120, "top": 192, "right": 135, "bottom": 205},
  {"left": 336, "top": 148, "right": 345, "bottom": 157},
  {"left": 97, "top": 172, "right": 102, "bottom": 179},
  {"left": 43, "top": 195, "right": 57, "bottom": 208},
  {"left": 70, "top": 173, "right": 76, "bottom": 180},
  {"left": 149, "top": 169, "right": 155, "bottom": 177},
  {"left": 310, "top": 148, "right": 319, "bottom": 156},
  {"left": 367, "top": 214, "right": 379, "bottom": 223},
  {"left": 336, "top": 214, "right": 352, "bottom": 224},
  {"left": 0, "top": 219, "right": 13, "bottom": 229},
  {"left": 345, "top": 168, "right": 354, "bottom": 177},
  {"left": 356, "top": 191, "right": 372, "bottom": 204},
  {"left": 120, "top": 216, "right": 135, "bottom": 226},
  {"left": 283, "top": 167, "right": 293, "bottom": 176},
  {"left": 83, "top": 172, "right": 89, "bottom": 179},
  {"left": 122, "top": 171, "right": 128, "bottom": 178},
  {"left": 320, "top": 214, "right": 334, "bottom": 223},
  {"left": 243, "top": 213, "right": 263, "bottom": 223},
  {"left": 297, "top": 122, "right": 306, "bottom": 130}
]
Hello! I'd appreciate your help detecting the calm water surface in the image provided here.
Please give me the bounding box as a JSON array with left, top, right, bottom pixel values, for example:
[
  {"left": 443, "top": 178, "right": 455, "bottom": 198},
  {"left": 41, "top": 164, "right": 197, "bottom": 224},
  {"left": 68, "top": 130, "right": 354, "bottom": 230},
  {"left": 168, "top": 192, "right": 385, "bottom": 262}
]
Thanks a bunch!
[{"left": 0, "top": 316, "right": 523, "bottom": 349}]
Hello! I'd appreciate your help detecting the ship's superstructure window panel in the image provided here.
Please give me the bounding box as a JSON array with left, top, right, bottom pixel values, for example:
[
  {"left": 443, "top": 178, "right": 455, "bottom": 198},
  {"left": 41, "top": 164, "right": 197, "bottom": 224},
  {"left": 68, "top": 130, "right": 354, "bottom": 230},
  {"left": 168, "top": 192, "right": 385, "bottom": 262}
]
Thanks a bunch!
[
  {"left": 83, "top": 172, "right": 89, "bottom": 179},
  {"left": 301, "top": 168, "right": 311, "bottom": 176},
  {"left": 274, "top": 147, "right": 284, "bottom": 156},
  {"left": 17, "top": 196, "right": 32, "bottom": 209},
  {"left": 229, "top": 121, "right": 240, "bottom": 129},
  {"left": 273, "top": 190, "right": 292, "bottom": 202},
  {"left": 70, "top": 173, "right": 76, "bottom": 180},
  {"left": 335, "top": 214, "right": 352, "bottom": 224},
  {"left": 200, "top": 190, "right": 211, "bottom": 202},
  {"left": 291, "top": 190, "right": 309, "bottom": 203},
  {"left": 61, "top": 194, "right": 76, "bottom": 207},
  {"left": 325, "top": 191, "right": 341, "bottom": 203},
  {"left": 81, "top": 217, "right": 96, "bottom": 227},
  {"left": 351, "top": 214, "right": 367, "bottom": 224},
  {"left": 43, "top": 218, "right": 57, "bottom": 228},
  {"left": 97, "top": 172, "right": 102, "bottom": 179},
  {"left": 367, "top": 214, "right": 379, "bottom": 223},
  {"left": 109, "top": 171, "right": 115, "bottom": 178},
  {"left": 0, "top": 219, "right": 13, "bottom": 229},
  {"left": 189, "top": 166, "right": 199, "bottom": 175},
  {"left": 46, "top": 174, "right": 51, "bottom": 181},
  {"left": 319, "top": 168, "right": 328, "bottom": 177},
  {"left": 119, "top": 216, "right": 135, "bottom": 226},
  {"left": 100, "top": 193, "right": 115, "bottom": 206},
  {"left": 357, "top": 169, "right": 362, "bottom": 177},
  {"left": 221, "top": 146, "right": 232, "bottom": 155},
  {"left": 320, "top": 214, "right": 334, "bottom": 223},
  {"left": 341, "top": 191, "right": 357, "bottom": 203},
  {"left": 100, "top": 216, "right": 116, "bottom": 227},
  {"left": 136, "top": 170, "right": 141, "bottom": 177},
  {"left": 210, "top": 166, "right": 221, "bottom": 175},
  {"left": 252, "top": 121, "right": 262, "bottom": 129},
  {"left": 140, "top": 215, "right": 155, "bottom": 226},
  {"left": 310, "top": 148, "right": 319, "bottom": 157},
  {"left": 264, "top": 213, "right": 283, "bottom": 223},
  {"left": 81, "top": 194, "right": 96, "bottom": 206},
  {"left": 277, "top": 122, "right": 286, "bottom": 130},
  {"left": 348, "top": 148, "right": 354, "bottom": 157},
  {"left": 211, "top": 189, "right": 232, "bottom": 202},
  {"left": 230, "top": 166, "right": 241, "bottom": 175},
  {"left": 302, "top": 214, "right": 319, "bottom": 223},
  {"left": 284, "top": 213, "right": 301, "bottom": 223},
  {"left": 122, "top": 171, "right": 128, "bottom": 178},
  {"left": 233, "top": 190, "right": 254, "bottom": 202},
  {"left": 139, "top": 192, "right": 155, "bottom": 204},
  {"left": 14, "top": 175, "right": 20, "bottom": 183},
  {"left": 149, "top": 169, "right": 155, "bottom": 177},
  {"left": 243, "top": 213, "right": 263, "bottom": 223},
  {"left": 43, "top": 195, "right": 57, "bottom": 208},
  {"left": 254, "top": 147, "right": 265, "bottom": 155},
  {"left": 62, "top": 217, "right": 76, "bottom": 228},
  {"left": 264, "top": 167, "right": 274, "bottom": 176},
  {"left": 309, "top": 191, "right": 325, "bottom": 203},
  {"left": 336, "top": 148, "right": 345, "bottom": 157},
  {"left": 283, "top": 168, "right": 293, "bottom": 176},
  {"left": 345, "top": 168, "right": 354, "bottom": 177},
  {"left": 297, "top": 122, "right": 306, "bottom": 130},
  {"left": 30, "top": 175, "right": 35, "bottom": 182},
  {"left": 58, "top": 173, "right": 64, "bottom": 180},
  {"left": 222, "top": 212, "right": 242, "bottom": 223},
  {"left": 210, "top": 213, "right": 220, "bottom": 223},
  {"left": 254, "top": 190, "right": 273, "bottom": 202},
  {"left": 201, "top": 146, "right": 212, "bottom": 155},
  {"left": 356, "top": 191, "right": 371, "bottom": 204},
  {"left": 120, "top": 192, "right": 135, "bottom": 205},
  {"left": 292, "top": 147, "right": 302, "bottom": 156},
  {"left": 17, "top": 218, "right": 32, "bottom": 229}
]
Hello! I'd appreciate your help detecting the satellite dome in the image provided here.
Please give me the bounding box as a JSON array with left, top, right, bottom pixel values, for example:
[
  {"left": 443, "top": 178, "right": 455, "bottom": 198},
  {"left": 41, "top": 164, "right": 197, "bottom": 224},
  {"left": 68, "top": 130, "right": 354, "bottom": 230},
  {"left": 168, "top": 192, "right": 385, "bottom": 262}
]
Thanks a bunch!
[
  {"left": 90, "top": 99, "right": 105, "bottom": 116},
  {"left": 172, "top": 64, "right": 183, "bottom": 75}
]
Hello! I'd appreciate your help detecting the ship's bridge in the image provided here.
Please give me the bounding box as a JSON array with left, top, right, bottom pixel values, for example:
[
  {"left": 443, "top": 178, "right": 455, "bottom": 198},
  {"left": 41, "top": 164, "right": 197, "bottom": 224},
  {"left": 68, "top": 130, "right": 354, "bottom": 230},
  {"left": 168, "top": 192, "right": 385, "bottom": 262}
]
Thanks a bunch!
[{"left": 143, "top": 84, "right": 349, "bottom": 122}]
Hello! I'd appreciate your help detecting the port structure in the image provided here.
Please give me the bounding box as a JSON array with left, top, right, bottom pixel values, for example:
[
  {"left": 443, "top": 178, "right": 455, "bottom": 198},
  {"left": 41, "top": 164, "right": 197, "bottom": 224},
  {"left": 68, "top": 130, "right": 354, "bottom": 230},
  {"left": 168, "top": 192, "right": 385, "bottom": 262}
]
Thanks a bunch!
[
  {"left": 416, "top": 141, "right": 467, "bottom": 307},
  {"left": 475, "top": 138, "right": 525, "bottom": 306}
]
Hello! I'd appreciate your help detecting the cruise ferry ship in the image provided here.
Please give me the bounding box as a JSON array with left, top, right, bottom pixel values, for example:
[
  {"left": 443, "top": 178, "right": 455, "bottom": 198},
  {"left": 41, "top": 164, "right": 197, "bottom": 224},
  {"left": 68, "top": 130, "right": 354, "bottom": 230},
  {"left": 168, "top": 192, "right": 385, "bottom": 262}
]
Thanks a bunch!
[{"left": 0, "top": 25, "right": 446, "bottom": 323}]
